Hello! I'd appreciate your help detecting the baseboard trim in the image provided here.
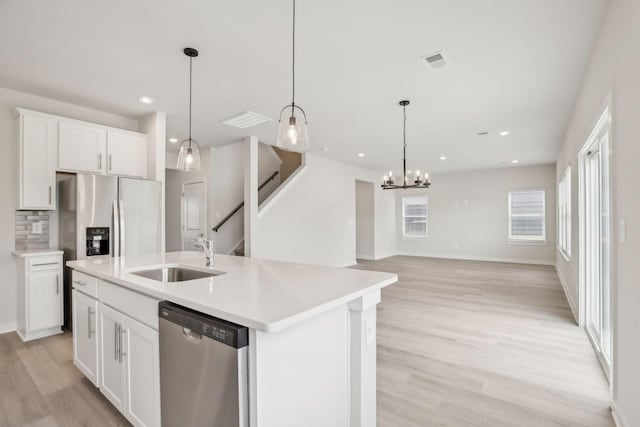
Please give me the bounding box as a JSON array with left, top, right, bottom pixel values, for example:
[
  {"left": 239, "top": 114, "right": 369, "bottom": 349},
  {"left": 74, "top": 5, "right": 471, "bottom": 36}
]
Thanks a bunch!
[
  {"left": 611, "top": 401, "right": 628, "bottom": 427},
  {"left": 0, "top": 321, "right": 17, "bottom": 335},
  {"left": 355, "top": 254, "right": 376, "bottom": 261},
  {"left": 395, "top": 252, "right": 555, "bottom": 266},
  {"left": 555, "top": 266, "right": 579, "bottom": 324}
]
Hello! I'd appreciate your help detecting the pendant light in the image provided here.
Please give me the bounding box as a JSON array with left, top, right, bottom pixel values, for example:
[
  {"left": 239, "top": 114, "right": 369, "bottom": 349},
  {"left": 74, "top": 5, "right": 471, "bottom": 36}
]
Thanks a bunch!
[
  {"left": 381, "top": 100, "right": 431, "bottom": 190},
  {"left": 177, "top": 47, "right": 201, "bottom": 171},
  {"left": 276, "top": 0, "right": 310, "bottom": 152}
]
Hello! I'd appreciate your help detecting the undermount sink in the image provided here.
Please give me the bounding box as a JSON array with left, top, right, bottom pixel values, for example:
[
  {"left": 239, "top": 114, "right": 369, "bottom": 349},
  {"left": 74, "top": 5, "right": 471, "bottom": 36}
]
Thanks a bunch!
[{"left": 130, "top": 266, "right": 225, "bottom": 283}]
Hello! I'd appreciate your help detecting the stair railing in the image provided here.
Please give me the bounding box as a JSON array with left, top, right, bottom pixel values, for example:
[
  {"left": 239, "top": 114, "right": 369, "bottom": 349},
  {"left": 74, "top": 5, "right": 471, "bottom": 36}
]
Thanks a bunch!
[{"left": 212, "top": 171, "right": 279, "bottom": 232}]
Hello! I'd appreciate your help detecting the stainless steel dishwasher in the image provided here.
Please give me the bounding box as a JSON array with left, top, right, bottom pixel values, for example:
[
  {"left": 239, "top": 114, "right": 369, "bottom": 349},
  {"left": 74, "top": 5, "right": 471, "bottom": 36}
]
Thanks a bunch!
[{"left": 158, "top": 301, "right": 249, "bottom": 427}]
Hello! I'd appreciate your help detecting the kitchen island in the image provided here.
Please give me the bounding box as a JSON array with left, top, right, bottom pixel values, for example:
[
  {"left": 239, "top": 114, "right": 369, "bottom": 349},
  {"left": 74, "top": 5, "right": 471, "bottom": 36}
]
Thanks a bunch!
[{"left": 67, "top": 251, "right": 397, "bottom": 427}]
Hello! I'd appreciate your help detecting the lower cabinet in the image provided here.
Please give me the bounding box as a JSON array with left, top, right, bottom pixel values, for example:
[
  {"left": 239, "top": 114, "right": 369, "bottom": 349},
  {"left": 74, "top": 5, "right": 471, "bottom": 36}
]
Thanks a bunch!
[
  {"left": 71, "top": 273, "right": 161, "bottom": 427},
  {"left": 72, "top": 289, "right": 99, "bottom": 386}
]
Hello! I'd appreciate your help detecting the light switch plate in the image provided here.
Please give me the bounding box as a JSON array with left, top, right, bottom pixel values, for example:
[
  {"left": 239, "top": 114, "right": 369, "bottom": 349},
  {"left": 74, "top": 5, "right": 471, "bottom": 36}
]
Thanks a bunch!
[{"left": 31, "top": 221, "right": 42, "bottom": 235}]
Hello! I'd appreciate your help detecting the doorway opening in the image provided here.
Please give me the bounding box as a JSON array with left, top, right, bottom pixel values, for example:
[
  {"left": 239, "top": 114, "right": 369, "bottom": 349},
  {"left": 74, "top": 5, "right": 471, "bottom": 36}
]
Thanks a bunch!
[
  {"left": 355, "top": 180, "right": 375, "bottom": 260},
  {"left": 181, "top": 181, "right": 207, "bottom": 251},
  {"left": 579, "top": 105, "right": 612, "bottom": 380}
]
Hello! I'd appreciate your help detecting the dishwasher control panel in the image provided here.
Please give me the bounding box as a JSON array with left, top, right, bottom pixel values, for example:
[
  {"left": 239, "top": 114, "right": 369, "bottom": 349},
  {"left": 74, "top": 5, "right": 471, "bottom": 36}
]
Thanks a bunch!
[{"left": 159, "top": 301, "right": 248, "bottom": 348}]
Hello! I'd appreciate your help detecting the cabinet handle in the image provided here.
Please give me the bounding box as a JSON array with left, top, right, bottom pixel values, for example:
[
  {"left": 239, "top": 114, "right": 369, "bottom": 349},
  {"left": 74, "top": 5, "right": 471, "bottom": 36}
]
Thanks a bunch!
[
  {"left": 98, "top": 153, "right": 102, "bottom": 170},
  {"left": 87, "top": 307, "right": 94, "bottom": 339},
  {"left": 115, "top": 323, "right": 119, "bottom": 361},
  {"left": 108, "top": 155, "right": 112, "bottom": 172},
  {"left": 73, "top": 280, "right": 87, "bottom": 286},
  {"left": 56, "top": 275, "right": 59, "bottom": 295},
  {"left": 119, "top": 327, "right": 126, "bottom": 363},
  {"left": 33, "top": 262, "right": 59, "bottom": 267},
  {"left": 48, "top": 186, "right": 52, "bottom": 205}
]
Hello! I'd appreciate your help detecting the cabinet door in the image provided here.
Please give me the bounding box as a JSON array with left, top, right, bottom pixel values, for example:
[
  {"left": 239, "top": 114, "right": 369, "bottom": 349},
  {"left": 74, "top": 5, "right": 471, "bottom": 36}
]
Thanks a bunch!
[
  {"left": 59, "top": 121, "right": 106, "bottom": 173},
  {"left": 72, "top": 290, "right": 99, "bottom": 386},
  {"left": 27, "top": 270, "right": 62, "bottom": 331},
  {"left": 123, "top": 316, "right": 160, "bottom": 427},
  {"left": 99, "top": 303, "right": 126, "bottom": 412},
  {"left": 20, "top": 113, "right": 57, "bottom": 209},
  {"left": 107, "top": 131, "right": 147, "bottom": 178}
]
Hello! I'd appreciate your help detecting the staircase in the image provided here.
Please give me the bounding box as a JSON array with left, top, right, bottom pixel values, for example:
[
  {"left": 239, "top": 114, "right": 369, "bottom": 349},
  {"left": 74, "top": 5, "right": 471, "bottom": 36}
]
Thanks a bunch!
[{"left": 233, "top": 240, "right": 245, "bottom": 257}]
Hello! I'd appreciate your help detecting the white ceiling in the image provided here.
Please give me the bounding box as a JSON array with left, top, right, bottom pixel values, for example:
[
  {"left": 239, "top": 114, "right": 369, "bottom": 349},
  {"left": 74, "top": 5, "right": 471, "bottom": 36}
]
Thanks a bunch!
[{"left": 0, "top": 0, "right": 608, "bottom": 174}]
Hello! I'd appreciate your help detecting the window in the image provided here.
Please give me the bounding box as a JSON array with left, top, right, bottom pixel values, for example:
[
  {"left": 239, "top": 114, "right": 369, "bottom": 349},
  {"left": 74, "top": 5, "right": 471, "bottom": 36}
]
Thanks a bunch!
[
  {"left": 508, "top": 190, "right": 546, "bottom": 242},
  {"left": 402, "top": 196, "right": 428, "bottom": 238},
  {"left": 558, "top": 167, "right": 572, "bottom": 258}
]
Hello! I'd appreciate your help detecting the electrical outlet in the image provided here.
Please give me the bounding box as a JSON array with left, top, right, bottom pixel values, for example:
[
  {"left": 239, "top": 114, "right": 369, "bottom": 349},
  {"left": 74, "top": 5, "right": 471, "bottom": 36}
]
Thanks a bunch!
[{"left": 31, "top": 221, "right": 42, "bottom": 234}]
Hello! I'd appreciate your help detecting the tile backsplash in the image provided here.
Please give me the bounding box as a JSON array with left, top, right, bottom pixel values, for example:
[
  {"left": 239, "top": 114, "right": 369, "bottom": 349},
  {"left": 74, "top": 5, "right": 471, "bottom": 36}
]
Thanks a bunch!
[{"left": 15, "top": 211, "right": 51, "bottom": 251}]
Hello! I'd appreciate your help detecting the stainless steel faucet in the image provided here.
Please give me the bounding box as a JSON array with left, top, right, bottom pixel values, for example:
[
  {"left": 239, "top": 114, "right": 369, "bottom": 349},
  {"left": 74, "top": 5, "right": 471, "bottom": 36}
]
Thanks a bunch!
[{"left": 195, "top": 235, "right": 215, "bottom": 266}]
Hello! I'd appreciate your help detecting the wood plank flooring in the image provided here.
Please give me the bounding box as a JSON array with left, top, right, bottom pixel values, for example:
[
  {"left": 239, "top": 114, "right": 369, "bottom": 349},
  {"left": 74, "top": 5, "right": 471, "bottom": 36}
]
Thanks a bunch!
[
  {"left": 353, "top": 256, "right": 613, "bottom": 427},
  {"left": 0, "top": 256, "right": 612, "bottom": 426}
]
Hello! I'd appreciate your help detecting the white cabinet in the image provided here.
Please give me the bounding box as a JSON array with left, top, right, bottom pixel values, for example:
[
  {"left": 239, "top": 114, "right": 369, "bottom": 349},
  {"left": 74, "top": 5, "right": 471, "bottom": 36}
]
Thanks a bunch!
[
  {"left": 99, "top": 303, "right": 127, "bottom": 412},
  {"left": 123, "top": 316, "right": 160, "bottom": 427},
  {"left": 17, "top": 110, "right": 57, "bottom": 210},
  {"left": 107, "top": 130, "right": 147, "bottom": 178},
  {"left": 72, "top": 289, "right": 99, "bottom": 386},
  {"left": 58, "top": 121, "right": 106, "bottom": 173},
  {"left": 15, "top": 252, "right": 64, "bottom": 341},
  {"left": 81, "top": 278, "right": 161, "bottom": 427}
]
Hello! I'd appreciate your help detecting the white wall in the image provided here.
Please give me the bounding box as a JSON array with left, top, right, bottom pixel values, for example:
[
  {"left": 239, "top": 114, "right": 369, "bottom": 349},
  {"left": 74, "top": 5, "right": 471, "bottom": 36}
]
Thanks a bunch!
[
  {"left": 0, "top": 87, "right": 138, "bottom": 333},
  {"left": 355, "top": 180, "right": 375, "bottom": 259},
  {"left": 250, "top": 151, "right": 396, "bottom": 267},
  {"left": 396, "top": 164, "right": 557, "bottom": 265},
  {"left": 555, "top": 0, "right": 640, "bottom": 424}
]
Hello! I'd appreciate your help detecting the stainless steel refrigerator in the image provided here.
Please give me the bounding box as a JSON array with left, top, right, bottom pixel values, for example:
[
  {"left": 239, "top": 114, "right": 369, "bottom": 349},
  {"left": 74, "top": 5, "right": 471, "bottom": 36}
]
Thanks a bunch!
[{"left": 58, "top": 173, "right": 162, "bottom": 328}]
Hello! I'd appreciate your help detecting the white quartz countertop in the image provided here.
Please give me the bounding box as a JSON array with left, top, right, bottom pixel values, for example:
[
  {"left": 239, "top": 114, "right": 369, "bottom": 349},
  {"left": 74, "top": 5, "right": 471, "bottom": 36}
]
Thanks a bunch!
[
  {"left": 13, "top": 249, "right": 64, "bottom": 257},
  {"left": 67, "top": 251, "right": 397, "bottom": 333}
]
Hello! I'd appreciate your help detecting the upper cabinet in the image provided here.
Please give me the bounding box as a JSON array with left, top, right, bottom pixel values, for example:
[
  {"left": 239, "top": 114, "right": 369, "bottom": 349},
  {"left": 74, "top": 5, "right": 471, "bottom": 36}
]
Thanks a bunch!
[
  {"left": 58, "top": 121, "right": 107, "bottom": 174},
  {"left": 18, "top": 111, "right": 57, "bottom": 210},
  {"left": 17, "top": 109, "right": 150, "bottom": 211},
  {"left": 106, "top": 130, "right": 147, "bottom": 178}
]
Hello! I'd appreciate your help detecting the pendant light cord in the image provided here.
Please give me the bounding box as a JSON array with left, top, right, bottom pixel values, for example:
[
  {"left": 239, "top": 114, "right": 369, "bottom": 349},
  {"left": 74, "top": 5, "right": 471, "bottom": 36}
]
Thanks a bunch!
[
  {"left": 402, "top": 103, "right": 407, "bottom": 184},
  {"left": 188, "top": 55, "right": 193, "bottom": 147},
  {"left": 291, "top": 0, "right": 296, "bottom": 114}
]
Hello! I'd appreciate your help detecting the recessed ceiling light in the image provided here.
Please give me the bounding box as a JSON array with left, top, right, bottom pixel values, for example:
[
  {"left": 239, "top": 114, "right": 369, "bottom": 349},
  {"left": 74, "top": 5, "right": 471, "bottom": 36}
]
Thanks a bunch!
[
  {"left": 138, "top": 96, "right": 154, "bottom": 104},
  {"left": 500, "top": 131, "right": 510, "bottom": 136},
  {"left": 357, "top": 153, "right": 365, "bottom": 158},
  {"left": 512, "top": 159, "right": 519, "bottom": 164},
  {"left": 169, "top": 138, "right": 178, "bottom": 143},
  {"left": 440, "top": 156, "right": 447, "bottom": 160}
]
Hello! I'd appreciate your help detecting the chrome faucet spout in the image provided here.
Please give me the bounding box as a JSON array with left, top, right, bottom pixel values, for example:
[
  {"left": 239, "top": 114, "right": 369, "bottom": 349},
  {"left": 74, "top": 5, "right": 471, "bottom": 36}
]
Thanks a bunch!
[{"left": 195, "top": 235, "right": 215, "bottom": 266}]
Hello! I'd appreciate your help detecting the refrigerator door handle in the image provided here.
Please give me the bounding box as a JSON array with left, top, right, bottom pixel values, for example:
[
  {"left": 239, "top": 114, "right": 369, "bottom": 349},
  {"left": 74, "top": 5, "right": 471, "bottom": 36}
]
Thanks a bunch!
[
  {"left": 119, "top": 200, "right": 125, "bottom": 257},
  {"left": 113, "top": 200, "right": 120, "bottom": 257}
]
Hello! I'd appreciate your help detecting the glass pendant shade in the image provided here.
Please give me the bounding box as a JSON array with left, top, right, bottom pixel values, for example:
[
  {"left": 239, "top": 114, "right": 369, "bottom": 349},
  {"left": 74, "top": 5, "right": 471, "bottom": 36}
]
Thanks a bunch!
[
  {"left": 177, "top": 139, "right": 201, "bottom": 172},
  {"left": 277, "top": 105, "right": 309, "bottom": 152}
]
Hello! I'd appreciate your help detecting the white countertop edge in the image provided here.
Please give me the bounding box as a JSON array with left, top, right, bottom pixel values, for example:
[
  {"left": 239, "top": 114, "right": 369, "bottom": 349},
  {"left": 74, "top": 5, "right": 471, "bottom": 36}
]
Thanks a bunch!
[
  {"left": 13, "top": 249, "right": 64, "bottom": 257},
  {"left": 68, "top": 263, "right": 397, "bottom": 333}
]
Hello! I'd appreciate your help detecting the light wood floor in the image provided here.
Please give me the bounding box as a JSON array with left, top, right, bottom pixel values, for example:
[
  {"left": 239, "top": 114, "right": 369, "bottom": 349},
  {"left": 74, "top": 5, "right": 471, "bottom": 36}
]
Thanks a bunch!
[
  {"left": 353, "top": 256, "right": 614, "bottom": 427},
  {"left": 0, "top": 256, "right": 613, "bottom": 426}
]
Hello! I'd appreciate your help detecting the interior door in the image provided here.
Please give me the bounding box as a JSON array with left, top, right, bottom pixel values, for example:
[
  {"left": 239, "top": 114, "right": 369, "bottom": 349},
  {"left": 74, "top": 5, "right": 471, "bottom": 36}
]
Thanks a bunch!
[
  {"left": 28, "top": 270, "right": 62, "bottom": 331},
  {"left": 100, "top": 303, "right": 126, "bottom": 412},
  {"left": 182, "top": 181, "right": 206, "bottom": 250},
  {"left": 583, "top": 117, "right": 612, "bottom": 373},
  {"left": 72, "top": 290, "right": 99, "bottom": 386}
]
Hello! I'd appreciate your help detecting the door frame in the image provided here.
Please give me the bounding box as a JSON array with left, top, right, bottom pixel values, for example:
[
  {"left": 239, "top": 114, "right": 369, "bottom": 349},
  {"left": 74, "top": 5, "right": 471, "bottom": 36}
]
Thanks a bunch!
[
  {"left": 577, "top": 96, "right": 614, "bottom": 381},
  {"left": 180, "top": 180, "right": 207, "bottom": 251}
]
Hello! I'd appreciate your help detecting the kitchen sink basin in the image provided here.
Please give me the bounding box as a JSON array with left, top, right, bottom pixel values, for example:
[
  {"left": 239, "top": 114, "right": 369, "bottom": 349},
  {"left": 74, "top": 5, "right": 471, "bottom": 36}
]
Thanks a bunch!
[{"left": 130, "top": 266, "right": 225, "bottom": 283}]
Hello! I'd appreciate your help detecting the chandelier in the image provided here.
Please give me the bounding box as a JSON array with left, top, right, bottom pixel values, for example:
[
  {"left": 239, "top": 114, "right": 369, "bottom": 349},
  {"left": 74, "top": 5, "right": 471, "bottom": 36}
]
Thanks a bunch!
[{"left": 381, "top": 100, "right": 431, "bottom": 190}]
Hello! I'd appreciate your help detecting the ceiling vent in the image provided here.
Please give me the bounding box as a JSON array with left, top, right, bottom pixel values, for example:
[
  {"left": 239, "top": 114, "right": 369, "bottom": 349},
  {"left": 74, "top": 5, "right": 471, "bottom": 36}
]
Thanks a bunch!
[
  {"left": 422, "top": 50, "right": 448, "bottom": 69},
  {"left": 221, "top": 111, "right": 272, "bottom": 129},
  {"left": 477, "top": 131, "right": 489, "bottom": 136}
]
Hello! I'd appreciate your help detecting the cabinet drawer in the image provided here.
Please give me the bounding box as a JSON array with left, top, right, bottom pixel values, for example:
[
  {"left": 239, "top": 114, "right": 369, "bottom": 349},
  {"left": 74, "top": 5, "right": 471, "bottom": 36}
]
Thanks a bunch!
[
  {"left": 72, "top": 271, "right": 98, "bottom": 298},
  {"left": 99, "top": 280, "right": 159, "bottom": 330},
  {"left": 28, "top": 256, "right": 62, "bottom": 272}
]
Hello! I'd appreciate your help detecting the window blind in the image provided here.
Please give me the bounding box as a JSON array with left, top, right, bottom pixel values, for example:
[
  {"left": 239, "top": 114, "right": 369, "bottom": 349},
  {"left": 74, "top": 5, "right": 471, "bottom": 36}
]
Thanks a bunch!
[
  {"left": 508, "top": 190, "right": 545, "bottom": 241},
  {"left": 402, "top": 196, "right": 428, "bottom": 238}
]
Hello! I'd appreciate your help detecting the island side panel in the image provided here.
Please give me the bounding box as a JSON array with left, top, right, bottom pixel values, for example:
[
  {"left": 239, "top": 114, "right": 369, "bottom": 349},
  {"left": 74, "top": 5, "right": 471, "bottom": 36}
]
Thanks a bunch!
[{"left": 250, "top": 304, "right": 350, "bottom": 427}]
